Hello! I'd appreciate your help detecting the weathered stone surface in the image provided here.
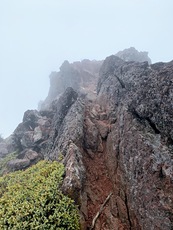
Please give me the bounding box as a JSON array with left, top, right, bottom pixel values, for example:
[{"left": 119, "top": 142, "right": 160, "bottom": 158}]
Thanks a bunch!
[
  {"left": 51, "top": 87, "right": 78, "bottom": 132},
  {"left": 84, "top": 117, "right": 99, "bottom": 152},
  {"left": 7, "top": 158, "right": 30, "bottom": 171},
  {"left": 6, "top": 149, "right": 43, "bottom": 172},
  {"left": 45, "top": 91, "right": 86, "bottom": 209},
  {"left": 115, "top": 47, "right": 152, "bottom": 64},
  {"left": 41, "top": 59, "right": 102, "bottom": 109},
  {"left": 2, "top": 49, "right": 173, "bottom": 229},
  {"left": 95, "top": 120, "right": 109, "bottom": 139},
  {"left": 62, "top": 143, "right": 85, "bottom": 204},
  {"left": 10, "top": 108, "right": 53, "bottom": 155},
  {"left": 17, "top": 149, "right": 42, "bottom": 162},
  {"left": 95, "top": 55, "right": 173, "bottom": 229}
]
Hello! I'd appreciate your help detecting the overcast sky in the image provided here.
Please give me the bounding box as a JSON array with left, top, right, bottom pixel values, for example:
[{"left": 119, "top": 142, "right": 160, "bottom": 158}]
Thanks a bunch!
[{"left": 0, "top": 0, "right": 173, "bottom": 137}]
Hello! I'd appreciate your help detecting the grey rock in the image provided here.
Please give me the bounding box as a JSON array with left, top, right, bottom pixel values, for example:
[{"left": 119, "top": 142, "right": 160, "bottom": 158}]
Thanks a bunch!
[
  {"left": 7, "top": 158, "right": 30, "bottom": 171},
  {"left": 95, "top": 55, "right": 173, "bottom": 229},
  {"left": 4, "top": 49, "right": 173, "bottom": 230},
  {"left": 41, "top": 59, "right": 102, "bottom": 110},
  {"left": 115, "top": 47, "right": 152, "bottom": 64}
]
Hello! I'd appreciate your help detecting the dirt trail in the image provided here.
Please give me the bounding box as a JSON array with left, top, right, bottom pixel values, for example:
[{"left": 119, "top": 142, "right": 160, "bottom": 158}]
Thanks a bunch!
[
  {"left": 82, "top": 101, "right": 113, "bottom": 229},
  {"left": 83, "top": 144, "right": 113, "bottom": 229}
]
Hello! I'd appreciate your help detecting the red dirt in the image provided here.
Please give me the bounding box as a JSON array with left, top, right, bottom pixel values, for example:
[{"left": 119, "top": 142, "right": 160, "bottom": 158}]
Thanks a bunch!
[{"left": 83, "top": 141, "right": 113, "bottom": 229}]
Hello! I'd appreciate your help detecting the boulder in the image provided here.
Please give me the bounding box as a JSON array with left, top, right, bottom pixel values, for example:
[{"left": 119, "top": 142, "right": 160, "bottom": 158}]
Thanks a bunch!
[{"left": 7, "top": 159, "right": 30, "bottom": 171}]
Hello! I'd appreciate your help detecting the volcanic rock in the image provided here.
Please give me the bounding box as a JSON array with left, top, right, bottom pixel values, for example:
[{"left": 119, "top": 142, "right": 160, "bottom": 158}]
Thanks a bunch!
[
  {"left": 1, "top": 48, "right": 173, "bottom": 229},
  {"left": 41, "top": 59, "right": 102, "bottom": 109},
  {"left": 115, "top": 47, "right": 152, "bottom": 64}
]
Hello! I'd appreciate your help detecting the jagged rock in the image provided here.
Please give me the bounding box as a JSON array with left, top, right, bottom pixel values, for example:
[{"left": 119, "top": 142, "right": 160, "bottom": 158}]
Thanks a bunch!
[
  {"left": 33, "top": 126, "right": 43, "bottom": 142},
  {"left": 128, "top": 61, "right": 173, "bottom": 140},
  {"left": 2, "top": 48, "right": 173, "bottom": 229},
  {"left": 115, "top": 47, "right": 152, "bottom": 64},
  {"left": 41, "top": 59, "right": 102, "bottom": 109},
  {"left": 20, "top": 131, "right": 34, "bottom": 148},
  {"left": 95, "top": 55, "right": 173, "bottom": 229},
  {"left": 62, "top": 143, "right": 85, "bottom": 204},
  {"left": 11, "top": 109, "right": 52, "bottom": 153},
  {"left": 23, "top": 110, "right": 40, "bottom": 127},
  {"left": 45, "top": 90, "right": 86, "bottom": 208},
  {"left": 52, "top": 87, "right": 78, "bottom": 130}
]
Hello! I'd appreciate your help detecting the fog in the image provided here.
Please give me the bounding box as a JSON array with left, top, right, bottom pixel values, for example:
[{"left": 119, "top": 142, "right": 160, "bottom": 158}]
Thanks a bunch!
[{"left": 0, "top": 0, "right": 173, "bottom": 137}]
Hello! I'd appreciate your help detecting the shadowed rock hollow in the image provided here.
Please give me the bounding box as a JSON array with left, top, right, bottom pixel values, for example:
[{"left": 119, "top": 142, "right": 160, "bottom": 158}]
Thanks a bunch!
[{"left": 1, "top": 48, "right": 173, "bottom": 229}]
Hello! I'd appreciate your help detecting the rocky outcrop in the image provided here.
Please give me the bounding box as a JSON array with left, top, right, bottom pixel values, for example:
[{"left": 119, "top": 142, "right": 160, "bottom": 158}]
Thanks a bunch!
[
  {"left": 42, "top": 48, "right": 150, "bottom": 110},
  {"left": 93, "top": 56, "right": 173, "bottom": 229},
  {"left": 4, "top": 87, "right": 79, "bottom": 173},
  {"left": 115, "top": 47, "right": 152, "bottom": 64},
  {"left": 1, "top": 48, "right": 173, "bottom": 229},
  {"left": 41, "top": 59, "right": 102, "bottom": 109}
]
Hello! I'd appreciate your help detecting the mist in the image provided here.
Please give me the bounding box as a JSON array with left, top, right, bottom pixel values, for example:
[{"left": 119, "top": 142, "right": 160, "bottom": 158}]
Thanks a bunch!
[{"left": 0, "top": 0, "right": 173, "bottom": 137}]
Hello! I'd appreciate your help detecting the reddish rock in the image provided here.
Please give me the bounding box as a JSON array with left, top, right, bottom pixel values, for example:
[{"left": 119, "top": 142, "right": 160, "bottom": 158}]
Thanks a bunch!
[
  {"left": 2, "top": 49, "right": 173, "bottom": 229},
  {"left": 96, "top": 120, "right": 109, "bottom": 139}
]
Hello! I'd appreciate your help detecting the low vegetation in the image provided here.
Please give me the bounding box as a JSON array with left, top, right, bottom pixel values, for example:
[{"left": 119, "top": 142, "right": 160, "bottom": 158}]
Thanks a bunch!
[{"left": 0, "top": 160, "right": 80, "bottom": 229}]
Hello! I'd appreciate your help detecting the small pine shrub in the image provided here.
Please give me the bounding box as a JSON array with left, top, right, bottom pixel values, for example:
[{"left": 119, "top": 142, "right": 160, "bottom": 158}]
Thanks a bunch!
[{"left": 0, "top": 160, "right": 80, "bottom": 230}]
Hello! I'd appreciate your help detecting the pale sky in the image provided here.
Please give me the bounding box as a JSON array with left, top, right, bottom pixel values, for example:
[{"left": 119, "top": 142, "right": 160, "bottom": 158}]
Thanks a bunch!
[{"left": 0, "top": 0, "right": 173, "bottom": 137}]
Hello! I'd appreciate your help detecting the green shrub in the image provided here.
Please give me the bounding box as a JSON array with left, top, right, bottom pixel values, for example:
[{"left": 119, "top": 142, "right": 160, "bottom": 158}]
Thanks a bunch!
[{"left": 0, "top": 160, "right": 80, "bottom": 230}]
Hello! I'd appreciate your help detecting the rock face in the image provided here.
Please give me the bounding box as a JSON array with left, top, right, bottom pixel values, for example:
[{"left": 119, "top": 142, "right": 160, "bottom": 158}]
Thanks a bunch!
[
  {"left": 1, "top": 49, "right": 173, "bottom": 229},
  {"left": 94, "top": 56, "right": 173, "bottom": 229},
  {"left": 41, "top": 59, "right": 102, "bottom": 109},
  {"left": 5, "top": 87, "right": 80, "bottom": 173},
  {"left": 115, "top": 47, "right": 152, "bottom": 64}
]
